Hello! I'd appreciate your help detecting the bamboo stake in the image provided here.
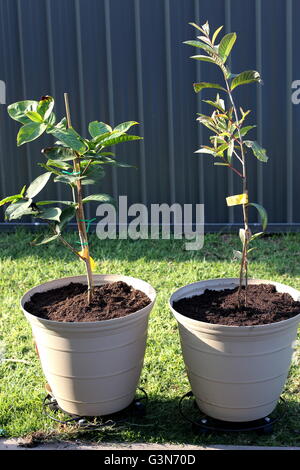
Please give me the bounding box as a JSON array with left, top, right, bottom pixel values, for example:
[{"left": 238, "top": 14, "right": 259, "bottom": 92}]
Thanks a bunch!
[{"left": 64, "top": 92, "right": 94, "bottom": 304}]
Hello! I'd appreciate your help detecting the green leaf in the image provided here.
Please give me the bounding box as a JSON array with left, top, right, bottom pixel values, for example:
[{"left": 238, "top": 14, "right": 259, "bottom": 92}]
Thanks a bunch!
[
  {"left": 195, "top": 147, "right": 216, "bottom": 156},
  {"left": 236, "top": 125, "right": 256, "bottom": 138},
  {"left": 249, "top": 231, "right": 264, "bottom": 242},
  {"left": 25, "top": 111, "right": 43, "bottom": 123},
  {"left": 0, "top": 194, "right": 23, "bottom": 207},
  {"left": 231, "top": 70, "right": 261, "bottom": 91},
  {"left": 99, "top": 134, "right": 142, "bottom": 148},
  {"left": 47, "top": 127, "right": 86, "bottom": 153},
  {"left": 244, "top": 140, "right": 268, "bottom": 162},
  {"left": 188, "top": 22, "right": 205, "bottom": 33},
  {"left": 37, "top": 96, "right": 54, "bottom": 119},
  {"left": 82, "top": 194, "right": 115, "bottom": 204},
  {"left": 81, "top": 166, "right": 105, "bottom": 185},
  {"left": 183, "top": 40, "right": 215, "bottom": 56},
  {"left": 57, "top": 205, "right": 76, "bottom": 230},
  {"left": 212, "top": 25, "right": 223, "bottom": 45},
  {"left": 36, "top": 200, "right": 75, "bottom": 206},
  {"left": 31, "top": 233, "right": 60, "bottom": 246},
  {"left": 7, "top": 100, "right": 37, "bottom": 124},
  {"left": 17, "top": 122, "right": 47, "bottom": 146},
  {"left": 218, "top": 32, "right": 237, "bottom": 63},
  {"left": 25, "top": 172, "right": 52, "bottom": 199},
  {"left": 54, "top": 174, "right": 79, "bottom": 185},
  {"left": 42, "top": 146, "right": 76, "bottom": 162},
  {"left": 114, "top": 121, "right": 139, "bottom": 133},
  {"left": 190, "top": 55, "right": 216, "bottom": 64},
  {"left": 248, "top": 203, "right": 268, "bottom": 231},
  {"left": 88, "top": 121, "right": 112, "bottom": 138},
  {"left": 193, "top": 82, "right": 226, "bottom": 93},
  {"left": 5, "top": 199, "right": 35, "bottom": 220},
  {"left": 203, "top": 95, "right": 225, "bottom": 112},
  {"left": 37, "top": 207, "right": 62, "bottom": 222}
]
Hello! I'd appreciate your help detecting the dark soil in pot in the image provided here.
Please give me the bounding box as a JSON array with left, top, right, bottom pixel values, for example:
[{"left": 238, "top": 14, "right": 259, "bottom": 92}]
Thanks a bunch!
[
  {"left": 25, "top": 281, "right": 151, "bottom": 322},
  {"left": 173, "top": 284, "right": 300, "bottom": 326}
]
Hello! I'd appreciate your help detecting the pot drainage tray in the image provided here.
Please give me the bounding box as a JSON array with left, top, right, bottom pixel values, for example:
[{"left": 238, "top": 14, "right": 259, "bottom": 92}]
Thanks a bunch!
[
  {"left": 43, "top": 385, "right": 148, "bottom": 431},
  {"left": 179, "top": 391, "right": 286, "bottom": 434}
]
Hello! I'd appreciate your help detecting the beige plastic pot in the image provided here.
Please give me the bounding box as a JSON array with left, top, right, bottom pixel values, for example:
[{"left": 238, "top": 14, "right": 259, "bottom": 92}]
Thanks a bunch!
[
  {"left": 21, "top": 274, "right": 156, "bottom": 417},
  {"left": 170, "top": 278, "right": 300, "bottom": 422}
]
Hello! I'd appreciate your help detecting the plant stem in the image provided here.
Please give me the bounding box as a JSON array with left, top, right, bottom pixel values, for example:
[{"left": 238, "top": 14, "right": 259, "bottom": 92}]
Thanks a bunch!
[
  {"left": 224, "top": 77, "right": 249, "bottom": 305},
  {"left": 64, "top": 92, "right": 94, "bottom": 304}
]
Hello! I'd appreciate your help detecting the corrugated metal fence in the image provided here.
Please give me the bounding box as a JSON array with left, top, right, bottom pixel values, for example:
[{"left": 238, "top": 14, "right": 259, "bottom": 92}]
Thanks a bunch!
[{"left": 0, "top": 0, "right": 299, "bottom": 230}]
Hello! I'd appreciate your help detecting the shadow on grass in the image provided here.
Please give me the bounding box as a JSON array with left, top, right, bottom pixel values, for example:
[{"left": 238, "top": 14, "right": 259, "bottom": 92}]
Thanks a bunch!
[
  {"left": 45, "top": 394, "right": 300, "bottom": 447},
  {"left": 1, "top": 229, "right": 300, "bottom": 278}
]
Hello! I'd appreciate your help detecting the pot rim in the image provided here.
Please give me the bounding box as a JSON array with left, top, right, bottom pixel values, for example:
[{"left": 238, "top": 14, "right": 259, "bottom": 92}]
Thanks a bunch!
[
  {"left": 169, "top": 277, "right": 300, "bottom": 332},
  {"left": 21, "top": 273, "right": 156, "bottom": 328}
]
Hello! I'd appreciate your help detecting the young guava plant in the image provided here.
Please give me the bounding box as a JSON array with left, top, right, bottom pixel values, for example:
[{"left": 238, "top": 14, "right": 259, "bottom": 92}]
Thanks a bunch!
[
  {"left": 1, "top": 94, "right": 142, "bottom": 304},
  {"left": 185, "top": 21, "right": 268, "bottom": 305}
]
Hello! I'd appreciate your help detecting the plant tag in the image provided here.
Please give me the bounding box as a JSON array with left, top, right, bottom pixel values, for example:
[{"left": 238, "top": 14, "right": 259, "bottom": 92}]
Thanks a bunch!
[
  {"left": 78, "top": 247, "right": 97, "bottom": 272},
  {"left": 226, "top": 193, "right": 248, "bottom": 206}
]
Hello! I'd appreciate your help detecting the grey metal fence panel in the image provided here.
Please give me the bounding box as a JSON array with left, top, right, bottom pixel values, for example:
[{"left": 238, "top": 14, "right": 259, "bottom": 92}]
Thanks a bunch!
[{"left": 0, "top": 0, "right": 299, "bottom": 230}]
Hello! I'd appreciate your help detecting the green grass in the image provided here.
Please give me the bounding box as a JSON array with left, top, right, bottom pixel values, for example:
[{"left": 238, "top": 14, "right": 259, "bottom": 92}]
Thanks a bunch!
[{"left": 0, "top": 230, "right": 299, "bottom": 446}]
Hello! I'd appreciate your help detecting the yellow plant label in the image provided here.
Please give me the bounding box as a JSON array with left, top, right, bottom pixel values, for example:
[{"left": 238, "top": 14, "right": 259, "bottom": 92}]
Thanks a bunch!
[
  {"left": 78, "top": 247, "right": 97, "bottom": 272},
  {"left": 226, "top": 193, "right": 248, "bottom": 206}
]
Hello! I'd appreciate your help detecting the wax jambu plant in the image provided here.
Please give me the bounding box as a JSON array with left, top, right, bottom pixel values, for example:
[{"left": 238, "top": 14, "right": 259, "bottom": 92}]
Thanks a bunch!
[
  {"left": 1, "top": 94, "right": 142, "bottom": 304},
  {"left": 185, "top": 21, "right": 268, "bottom": 305}
]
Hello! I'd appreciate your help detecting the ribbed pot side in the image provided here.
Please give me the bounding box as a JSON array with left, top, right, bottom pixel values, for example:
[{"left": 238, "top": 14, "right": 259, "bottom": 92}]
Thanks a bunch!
[
  {"left": 21, "top": 275, "right": 156, "bottom": 417},
  {"left": 170, "top": 278, "right": 300, "bottom": 422}
]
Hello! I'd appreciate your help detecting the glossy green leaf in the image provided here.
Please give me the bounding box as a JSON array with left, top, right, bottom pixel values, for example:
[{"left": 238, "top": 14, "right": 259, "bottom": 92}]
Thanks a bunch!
[
  {"left": 248, "top": 203, "right": 268, "bottom": 231},
  {"left": 47, "top": 127, "right": 86, "bottom": 153},
  {"left": 54, "top": 174, "right": 79, "bottom": 185},
  {"left": 190, "top": 55, "right": 216, "bottom": 64},
  {"left": 25, "top": 111, "right": 43, "bottom": 123},
  {"left": 231, "top": 70, "right": 261, "bottom": 91},
  {"left": 82, "top": 194, "right": 115, "bottom": 204},
  {"left": 5, "top": 199, "right": 35, "bottom": 220},
  {"left": 88, "top": 121, "right": 112, "bottom": 138},
  {"left": 37, "top": 207, "right": 62, "bottom": 222},
  {"left": 42, "top": 146, "right": 76, "bottom": 162},
  {"left": 0, "top": 194, "right": 23, "bottom": 207},
  {"left": 212, "top": 25, "right": 223, "bottom": 45},
  {"left": 7, "top": 100, "right": 37, "bottom": 124},
  {"left": 249, "top": 231, "right": 264, "bottom": 242},
  {"left": 57, "top": 205, "right": 76, "bottom": 231},
  {"left": 114, "top": 121, "right": 139, "bottom": 133},
  {"left": 17, "top": 122, "right": 47, "bottom": 146},
  {"left": 31, "top": 233, "right": 60, "bottom": 246},
  {"left": 195, "top": 147, "right": 216, "bottom": 155},
  {"left": 236, "top": 125, "right": 256, "bottom": 137},
  {"left": 183, "top": 40, "right": 215, "bottom": 56},
  {"left": 36, "top": 200, "right": 75, "bottom": 206},
  {"left": 193, "top": 82, "right": 226, "bottom": 93},
  {"left": 81, "top": 166, "right": 105, "bottom": 185},
  {"left": 218, "top": 32, "right": 236, "bottom": 63},
  {"left": 37, "top": 96, "right": 54, "bottom": 119},
  {"left": 244, "top": 140, "right": 268, "bottom": 162},
  {"left": 25, "top": 172, "right": 52, "bottom": 199},
  {"left": 99, "top": 134, "right": 142, "bottom": 148}
]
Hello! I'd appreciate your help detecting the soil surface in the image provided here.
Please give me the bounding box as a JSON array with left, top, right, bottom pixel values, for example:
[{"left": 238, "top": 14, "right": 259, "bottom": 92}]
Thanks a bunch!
[
  {"left": 25, "top": 281, "right": 151, "bottom": 322},
  {"left": 172, "top": 284, "right": 300, "bottom": 326}
]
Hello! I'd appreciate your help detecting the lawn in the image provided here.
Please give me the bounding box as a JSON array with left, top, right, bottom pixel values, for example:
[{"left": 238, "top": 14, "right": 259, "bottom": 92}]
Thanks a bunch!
[{"left": 0, "top": 230, "right": 299, "bottom": 446}]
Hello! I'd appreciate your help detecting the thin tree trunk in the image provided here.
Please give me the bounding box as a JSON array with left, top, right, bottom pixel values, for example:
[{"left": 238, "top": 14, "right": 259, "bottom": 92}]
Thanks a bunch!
[{"left": 64, "top": 93, "right": 94, "bottom": 303}]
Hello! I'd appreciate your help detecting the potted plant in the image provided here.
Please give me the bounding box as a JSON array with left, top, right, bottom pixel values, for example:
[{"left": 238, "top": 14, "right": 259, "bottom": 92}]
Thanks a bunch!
[
  {"left": 1, "top": 94, "right": 156, "bottom": 417},
  {"left": 169, "top": 22, "right": 300, "bottom": 422}
]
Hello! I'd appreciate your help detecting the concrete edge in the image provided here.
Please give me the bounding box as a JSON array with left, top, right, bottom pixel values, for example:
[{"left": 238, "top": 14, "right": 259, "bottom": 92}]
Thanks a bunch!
[{"left": 0, "top": 439, "right": 299, "bottom": 451}]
